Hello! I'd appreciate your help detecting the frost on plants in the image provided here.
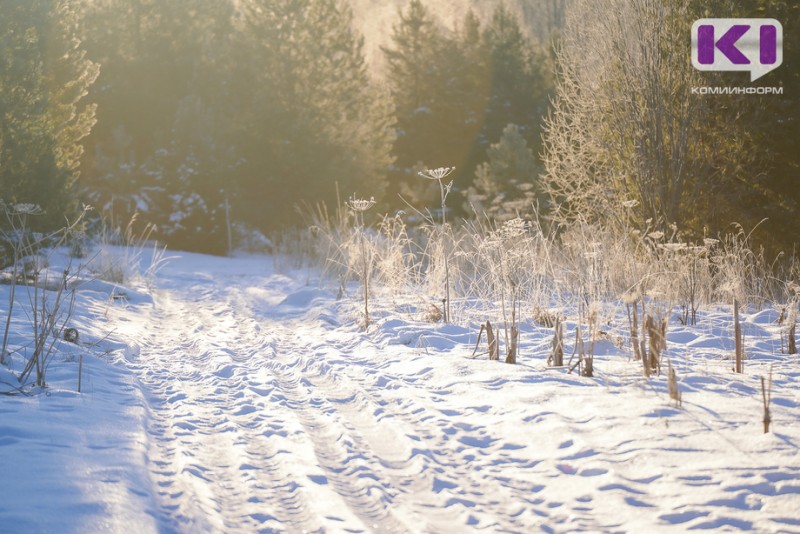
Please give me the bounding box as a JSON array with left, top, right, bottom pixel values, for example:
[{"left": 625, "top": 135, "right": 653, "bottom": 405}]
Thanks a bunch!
[
  {"left": 418, "top": 166, "right": 455, "bottom": 323},
  {"left": 347, "top": 195, "right": 376, "bottom": 328}
]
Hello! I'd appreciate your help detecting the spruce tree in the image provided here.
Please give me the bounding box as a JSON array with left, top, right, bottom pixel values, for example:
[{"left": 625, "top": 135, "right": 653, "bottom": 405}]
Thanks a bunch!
[
  {"left": 144, "top": 1, "right": 238, "bottom": 253},
  {"left": 383, "top": 3, "right": 553, "bottom": 213},
  {"left": 466, "top": 124, "right": 541, "bottom": 222},
  {"left": 456, "top": 9, "right": 491, "bottom": 126},
  {"left": 382, "top": 0, "right": 449, "bottom": 207},
  {"left": 383, "top": 0, "right": 442, "bottom": 119},
  {"left": 481, "top": 4, "right": 551, "bottom": 160},
  {"left": 239, "top": 0, "right": 393, "bottom": 230},
  {"left": 81, "top": 0, "right": 237, "bottom": 252},
  {"left": 0, "top": 0, "right": 98, "bottom": 229}
]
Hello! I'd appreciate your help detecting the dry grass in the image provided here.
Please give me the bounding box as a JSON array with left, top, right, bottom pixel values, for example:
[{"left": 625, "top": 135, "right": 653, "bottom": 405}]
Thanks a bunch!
[{"left": 303, "top": 199, "right": 791, "bottom": 378}]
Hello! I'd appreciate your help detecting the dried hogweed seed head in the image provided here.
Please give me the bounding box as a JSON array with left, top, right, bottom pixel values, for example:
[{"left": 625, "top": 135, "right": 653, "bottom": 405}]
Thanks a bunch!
[
  {"left": 659, "top": 243, "right": 687, "bottom": 253},
  {"left": 498, "top": 217, "right": 528, "bottom": 240},
  {"left": 12, "top": 203, "right": 42, "bottom": 215},
  {"left": 347, "top": 196, "right": 376, "bottom": 213},
  {"left": 418, "top": 167, "right": 455, "bottom": 180},
  {"left": 621, "top": 290, "right": 640, "bottom": 305}
]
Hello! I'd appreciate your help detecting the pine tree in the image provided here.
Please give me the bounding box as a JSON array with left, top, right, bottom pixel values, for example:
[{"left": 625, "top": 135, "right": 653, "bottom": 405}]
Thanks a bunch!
[
  {"left": 466, "top": 124, "right": 541, "bottom": 222},
  {"left": 0, "top": 0, "right": 98, "bottom": 229}
]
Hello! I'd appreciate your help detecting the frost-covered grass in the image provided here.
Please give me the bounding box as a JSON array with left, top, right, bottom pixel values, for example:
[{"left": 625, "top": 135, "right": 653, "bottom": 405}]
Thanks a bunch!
[
  {"left": 91, "top": 214, "right": 171, "bottom": 287},
  {"left": 306, "top": 198, "right": 794, "bottom": 365}
]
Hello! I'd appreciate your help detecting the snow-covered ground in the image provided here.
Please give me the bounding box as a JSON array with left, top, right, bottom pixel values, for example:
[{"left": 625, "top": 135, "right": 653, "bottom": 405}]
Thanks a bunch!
[{"left": 1, "top": 250, "right": 798, "bottom": 533}]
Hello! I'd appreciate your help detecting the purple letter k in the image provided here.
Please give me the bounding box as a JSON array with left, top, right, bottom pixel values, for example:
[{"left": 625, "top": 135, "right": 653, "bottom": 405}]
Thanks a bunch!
[{"left": 697, "top": 24, "right": 751, "bottom": 65}]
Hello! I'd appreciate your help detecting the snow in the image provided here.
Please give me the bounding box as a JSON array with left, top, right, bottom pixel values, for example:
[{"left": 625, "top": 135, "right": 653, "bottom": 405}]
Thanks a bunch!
[{"left": 0, "top": 250, "right": 798, "bottom": 532}]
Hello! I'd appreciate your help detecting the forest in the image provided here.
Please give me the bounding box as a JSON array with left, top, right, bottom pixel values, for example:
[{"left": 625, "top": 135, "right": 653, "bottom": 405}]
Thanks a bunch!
[{"left": 0, "top": 0, "right": 798, "bottom": 256}]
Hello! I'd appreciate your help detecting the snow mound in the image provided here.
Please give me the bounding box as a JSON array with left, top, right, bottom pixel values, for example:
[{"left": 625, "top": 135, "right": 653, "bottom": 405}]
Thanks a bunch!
[
  {"left": 278, "top": 288, "right": 334, "bottom": 309},
  {"left": 748, "top": 307, "right": 782, "bottom": 325}
]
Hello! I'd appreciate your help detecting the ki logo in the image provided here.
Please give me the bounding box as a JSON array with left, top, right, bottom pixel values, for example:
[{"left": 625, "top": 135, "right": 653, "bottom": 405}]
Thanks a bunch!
[{"left": 691, "top": 19, "right": 783, "bottom": 82}]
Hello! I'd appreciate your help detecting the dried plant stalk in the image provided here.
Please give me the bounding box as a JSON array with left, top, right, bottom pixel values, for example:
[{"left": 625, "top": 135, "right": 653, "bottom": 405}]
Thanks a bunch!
[
  {"left": 628, "top": 301, "right": 642, "bottom": 361},
  {"left": 667, "top": 359, "right": 681, "bottom": 406},
  {"left": 761, "top": 366, "right": 773, "bottom": 433},
  {"left": 487, "top": 321, "right": 499, "bottom": 361},
  {"left": 549, "top": 317, "right": 564, "bottom": 366},
  {"left": 734, "top": 299, "right": 743, "bottom": 374}
]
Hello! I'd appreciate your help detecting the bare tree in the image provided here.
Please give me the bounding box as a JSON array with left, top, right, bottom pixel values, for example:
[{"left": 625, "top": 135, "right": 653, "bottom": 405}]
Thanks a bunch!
[{"left": 542, "top": 0, "right": 754, "bottom": 234}]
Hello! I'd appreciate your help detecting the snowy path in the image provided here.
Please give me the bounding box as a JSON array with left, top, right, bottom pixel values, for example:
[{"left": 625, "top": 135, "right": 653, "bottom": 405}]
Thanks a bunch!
[
  {"left": 122, "top": 258, "right": 463, "bottom": 532},
  {"left": 109, "top": 254, "right": 800, "bottom": 533},
  {"left": 124, "top": 257, "right": 570, "bottom": 532}
]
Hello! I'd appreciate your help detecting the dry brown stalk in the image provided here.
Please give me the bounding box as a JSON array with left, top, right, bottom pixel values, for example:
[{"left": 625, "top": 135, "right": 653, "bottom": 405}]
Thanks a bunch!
[
  {"left": 629, "top": 301, "right": 642, "bottom": 361},
  {"left": 667, "top": 359, "right": 681, "bottom": 406},
  {"left": 506, "top": 323, "right": 518, "bottom": 364},
  {"left": 581, "top": 352, "right": 593, "bottom": 377},
  {"left": 486, "top": 321, "right": 499, "bottom": 361},
  {"left": 471, "top": 323, "right": 486, "bottom": 359},
  {"left": 734, "top": 299, "right": 743, "bottom": 373},
  {"left": 549, "top": 316, "right": 564, "bottom": 367},
  {"left": 568, "top": 326, "right": 585, "bottom": 375},
  {"left": 761, "top": 366, "right": 773, "bottom": 433},
  {"left": 644, "top": 315, "right": 665, "bottom": 377}
]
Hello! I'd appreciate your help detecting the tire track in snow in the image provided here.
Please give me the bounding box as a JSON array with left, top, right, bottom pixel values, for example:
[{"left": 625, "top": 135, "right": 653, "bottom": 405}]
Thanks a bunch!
[
  {"left": 284, "top": 348, "right": 553, "bottom": 532},
  {"left": 264, "top": 358, "right": 412, "bottom": 533},
  {"left": 128, "top": 265, "right": 591, "bottom": 533},
  {"left": 230, "top": 292, "right": 423, "bottom": 533},
  {"left": 130, "top": 271, "right": 432, "bottom": 533},
  {"left": 241, "top": 299, "right": 555, "bottom": 533},
  {"left": 132, "top": 285, "right": 325, "bottom": 533}
]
